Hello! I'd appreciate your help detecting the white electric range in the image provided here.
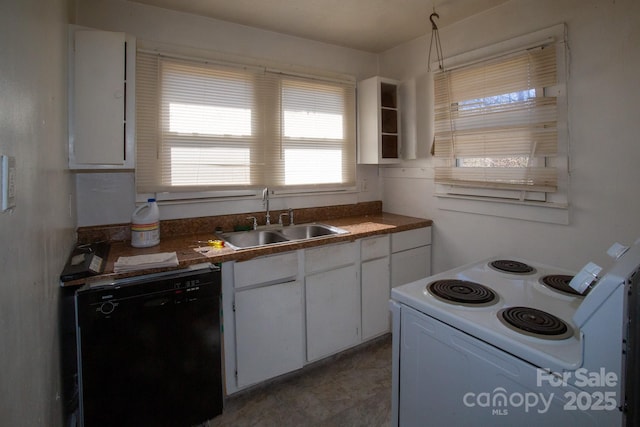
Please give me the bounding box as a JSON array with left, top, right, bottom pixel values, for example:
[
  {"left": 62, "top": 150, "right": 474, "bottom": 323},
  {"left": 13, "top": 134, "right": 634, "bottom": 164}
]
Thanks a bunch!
[{"left": 390, "top": 239, "right": 640, "bottom": 426}]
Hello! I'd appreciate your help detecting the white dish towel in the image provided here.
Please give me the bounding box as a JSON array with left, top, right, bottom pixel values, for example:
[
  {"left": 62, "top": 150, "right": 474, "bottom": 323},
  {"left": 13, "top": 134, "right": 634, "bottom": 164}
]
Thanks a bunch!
[{"left": 113, "top": 252, "right": 179, "bottom": 273}]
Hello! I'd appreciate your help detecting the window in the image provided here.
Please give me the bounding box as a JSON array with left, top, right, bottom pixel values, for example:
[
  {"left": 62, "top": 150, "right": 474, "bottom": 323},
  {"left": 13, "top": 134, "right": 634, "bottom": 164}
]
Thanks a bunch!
[
  {"left": 282, "top": 79, "right": 347, "bottom": 185},
  {"left": 432, "top": 30, "right": 566, "bottom": 204},
  {"left": 135, "top": 52, "right": 356, "bottom": 194}
]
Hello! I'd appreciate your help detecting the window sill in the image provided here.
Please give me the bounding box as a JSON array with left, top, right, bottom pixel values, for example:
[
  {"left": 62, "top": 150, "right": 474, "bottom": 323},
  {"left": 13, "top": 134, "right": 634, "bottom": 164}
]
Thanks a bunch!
[
  {"left": 435, "top": 193, "right": 569, "bottom": 225},
  {"left": 135, "top": 187, "right": 361, "bottom": 221},
  {"left": 137, "top": 186, "right": 359, "bottom": 204}
]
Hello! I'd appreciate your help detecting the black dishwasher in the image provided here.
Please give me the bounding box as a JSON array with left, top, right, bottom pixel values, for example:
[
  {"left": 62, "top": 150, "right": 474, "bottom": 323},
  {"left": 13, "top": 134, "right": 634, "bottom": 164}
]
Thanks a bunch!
[{"left": 75, "top": 263, "right": 222, "bottom": 427}]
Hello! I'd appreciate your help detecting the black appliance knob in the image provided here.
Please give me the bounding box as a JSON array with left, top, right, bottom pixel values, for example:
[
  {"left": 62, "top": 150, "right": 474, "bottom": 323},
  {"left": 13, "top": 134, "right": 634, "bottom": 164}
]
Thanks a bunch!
[{"left": 98, "top": 301, "right": 116, "bottom": 315}]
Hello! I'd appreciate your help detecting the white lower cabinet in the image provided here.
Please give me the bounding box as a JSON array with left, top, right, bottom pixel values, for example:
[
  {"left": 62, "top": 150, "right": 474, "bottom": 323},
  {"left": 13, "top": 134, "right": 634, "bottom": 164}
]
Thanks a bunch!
[
  {"left": 224, "top": 226, "right": 431, "bottom": 394},
  {"left": 391, "top": 228, "right": 432, "bottom": 288},
  {"left": 228, "top": 252, "right": 302, "bottom": 391},
  {"left": 306, "top": 264, "right": 360, "bottom": 362},
  {"left": 361, "top": 234, "right": 391, "bottom": 340},
  {"left": 234, "top": 280, "right": 304, "bottom": 388}
]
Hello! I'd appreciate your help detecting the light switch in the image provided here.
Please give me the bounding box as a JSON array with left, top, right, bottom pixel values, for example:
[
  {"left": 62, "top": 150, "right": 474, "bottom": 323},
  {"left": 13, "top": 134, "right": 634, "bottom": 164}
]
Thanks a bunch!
[{"left": 1, "top": 155, "right": 16, "bottom": 212}]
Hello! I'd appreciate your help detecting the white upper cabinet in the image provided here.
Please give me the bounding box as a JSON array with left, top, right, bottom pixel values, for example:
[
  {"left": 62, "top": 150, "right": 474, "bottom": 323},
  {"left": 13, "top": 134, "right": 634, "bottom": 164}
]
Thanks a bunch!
[
  {"left": 68, "top": 26, "right": 135, "bottom": 169},
  {"left": 357, "top": 76, "right": 401, "bottom": 164}
]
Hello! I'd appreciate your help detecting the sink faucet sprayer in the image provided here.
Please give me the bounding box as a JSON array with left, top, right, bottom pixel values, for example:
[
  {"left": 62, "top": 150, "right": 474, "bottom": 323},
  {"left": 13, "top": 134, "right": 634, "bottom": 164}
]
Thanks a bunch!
[
  {"left": 278, "top": 208, "right": 295, "bottom": 226},
  {"left": 262, "top": 187, "right": 271, "bottom": 226},
  {"left": 246, "top": 216, "right": 258, "bottom": 230}
]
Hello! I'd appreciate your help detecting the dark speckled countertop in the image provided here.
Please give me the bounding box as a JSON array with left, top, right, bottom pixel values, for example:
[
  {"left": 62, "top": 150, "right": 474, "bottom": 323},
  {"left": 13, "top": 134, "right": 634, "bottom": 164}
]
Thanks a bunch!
[{"left": 64, "top": 202, "right": 431, "bottom": 287}]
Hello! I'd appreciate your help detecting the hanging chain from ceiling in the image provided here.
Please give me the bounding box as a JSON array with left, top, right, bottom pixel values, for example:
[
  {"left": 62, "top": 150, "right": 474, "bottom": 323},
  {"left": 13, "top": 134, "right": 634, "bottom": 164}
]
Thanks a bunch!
[{"left": 428, "top": 12, "right": 444, "bottom": 72}]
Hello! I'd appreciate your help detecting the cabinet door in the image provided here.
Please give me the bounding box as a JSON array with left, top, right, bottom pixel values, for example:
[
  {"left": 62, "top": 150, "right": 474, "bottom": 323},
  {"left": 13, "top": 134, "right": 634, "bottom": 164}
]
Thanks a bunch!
[
  {"left": 391, "top": 245, "right": 431, "bottom": 288},
  {"left": 73, "top": 30, "right": 125, "bottom": 165},
  {"left": 235, "top": 280, "right": 304, "bottom": 388},
  {"left": 306, "top": 265, "right": 360, "bottom": 362},
  {"left": 362, "top": 256, "right": 391, "bottom": 340},
  {"left": 69, "top": 26, "right": 135, "bottom": 169}
]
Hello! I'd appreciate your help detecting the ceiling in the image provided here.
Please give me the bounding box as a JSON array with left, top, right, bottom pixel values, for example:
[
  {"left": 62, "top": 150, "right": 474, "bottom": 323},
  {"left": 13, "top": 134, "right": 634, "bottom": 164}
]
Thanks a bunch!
[{"left": 127, "top": 0, "right": 509, "bottom": 53}]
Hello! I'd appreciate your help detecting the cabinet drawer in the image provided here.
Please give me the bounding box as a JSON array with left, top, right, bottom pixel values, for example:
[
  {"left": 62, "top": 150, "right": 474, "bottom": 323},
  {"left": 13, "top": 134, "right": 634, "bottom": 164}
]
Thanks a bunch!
[
  {"left": 234, "top": 251, "right": 298, "bottom": 289},
  {"left": 305, "top": 242, "right": 356, "bottom": 274},
  {"left": 361, "top": 234, "right": 390, "bottom": 261},
  {"left": 391, "top": 227, "right": 431, "bottom": 253}
]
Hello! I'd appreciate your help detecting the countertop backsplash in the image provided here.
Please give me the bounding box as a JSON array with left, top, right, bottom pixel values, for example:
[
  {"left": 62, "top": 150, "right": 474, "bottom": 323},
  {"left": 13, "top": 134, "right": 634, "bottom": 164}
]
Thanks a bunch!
[{"left": 77, "top": 201, "right": 383, "bottom": 244}]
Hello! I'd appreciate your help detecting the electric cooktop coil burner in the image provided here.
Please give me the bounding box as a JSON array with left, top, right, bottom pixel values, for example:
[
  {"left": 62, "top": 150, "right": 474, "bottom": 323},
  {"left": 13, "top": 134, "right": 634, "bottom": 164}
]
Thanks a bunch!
[
  {"left": 427, "top": 279, "right": 498, "bottom": 306},
  {"left": 489, "top": 259, "right": 536, "bottom": 275},
  {"left": 540, "top": 274, "right": 584, "bottom": 296},
  {"left": 498, "top": 306, "right": 573, "bottom": 340}
]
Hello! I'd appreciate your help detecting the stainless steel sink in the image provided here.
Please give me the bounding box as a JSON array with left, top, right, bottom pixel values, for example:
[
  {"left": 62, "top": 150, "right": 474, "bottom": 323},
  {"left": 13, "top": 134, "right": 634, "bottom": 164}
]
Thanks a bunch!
[
  {"left": 219, "top": 230, "right": 289, "bottom": 250},
  {"left": 279, "top": 224, "right": 348, "bottom": 240},
  {"left": 218, "top": 223, "right": 348, "bottom": 250}
]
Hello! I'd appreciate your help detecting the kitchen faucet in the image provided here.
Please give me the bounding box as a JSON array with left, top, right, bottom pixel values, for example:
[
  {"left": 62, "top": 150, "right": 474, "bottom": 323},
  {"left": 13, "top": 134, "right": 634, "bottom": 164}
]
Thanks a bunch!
[{"left": 262, "top": 187, "right": 271, "bottom": 226}]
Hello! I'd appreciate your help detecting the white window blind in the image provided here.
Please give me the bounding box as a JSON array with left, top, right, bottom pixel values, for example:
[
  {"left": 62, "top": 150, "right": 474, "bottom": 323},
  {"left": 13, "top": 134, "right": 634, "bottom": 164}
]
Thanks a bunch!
[
  {"left": 135, "top": 52, "right": 356, "bottom": 193},
  {"left": 433, "top": 43, "right": 559, "bottom": 193},
  {"left": 281, "top": 78, "right": 356, "bottom": 186}
]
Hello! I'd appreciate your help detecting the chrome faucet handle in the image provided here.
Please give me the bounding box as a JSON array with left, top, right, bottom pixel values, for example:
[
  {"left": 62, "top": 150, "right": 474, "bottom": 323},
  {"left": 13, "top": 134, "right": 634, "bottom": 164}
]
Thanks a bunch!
[
  {"left": 246, "top": 216, "right": 258, "bottom": 230},
  {"left": 288, "top": 208, "right": 294, "bottom": 225},
  {"left": 278, "top": 212, "right": 288, "bottom": 226}
]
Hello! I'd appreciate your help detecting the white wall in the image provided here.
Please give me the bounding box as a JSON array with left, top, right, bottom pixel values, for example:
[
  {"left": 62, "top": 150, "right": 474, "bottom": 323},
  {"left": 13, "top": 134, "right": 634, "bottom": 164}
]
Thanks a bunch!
[
  {"left": 378, "top": 0, "right": 640, "bottom": 272},
  {"left": 74, "top": 0, "right": 382, "bottom": 226},
  {"left": 0, "top": 0, "right": 76, "bottom": 426}
]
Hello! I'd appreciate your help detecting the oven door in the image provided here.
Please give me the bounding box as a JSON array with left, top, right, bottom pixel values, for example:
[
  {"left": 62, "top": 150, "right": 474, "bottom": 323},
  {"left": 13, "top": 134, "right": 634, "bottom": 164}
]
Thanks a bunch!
[{"left": 391, "top": 303, "right": 621, "bottom": 427}]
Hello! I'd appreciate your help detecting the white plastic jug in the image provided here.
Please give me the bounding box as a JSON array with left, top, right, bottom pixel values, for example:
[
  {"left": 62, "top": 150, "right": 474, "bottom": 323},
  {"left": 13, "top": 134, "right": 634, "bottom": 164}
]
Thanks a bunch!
[{"left": 131, "top": 198, "right": 160, "bottom": 248}]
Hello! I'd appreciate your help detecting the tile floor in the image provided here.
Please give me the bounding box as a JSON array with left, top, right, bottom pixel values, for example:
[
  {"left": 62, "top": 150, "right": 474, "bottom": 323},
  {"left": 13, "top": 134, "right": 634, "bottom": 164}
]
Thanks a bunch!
[{"left": 202, "top": 335, "right": 392, "bottom": 427}]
